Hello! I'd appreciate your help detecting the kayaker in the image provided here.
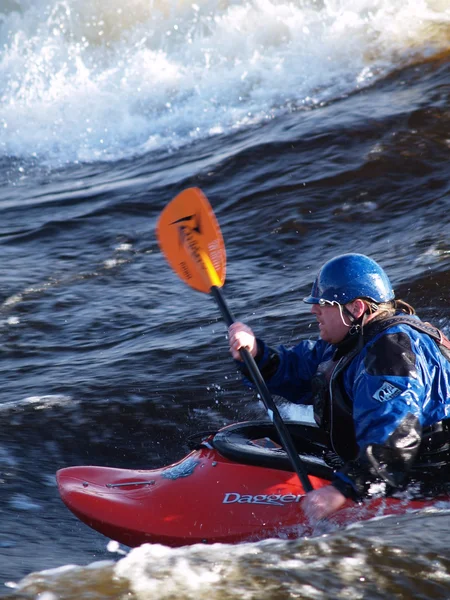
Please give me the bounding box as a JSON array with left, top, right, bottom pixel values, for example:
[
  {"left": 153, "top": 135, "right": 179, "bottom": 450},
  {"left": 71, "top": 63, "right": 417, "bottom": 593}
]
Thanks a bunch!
[{"left": 228, "top": 253, "right": 450, "bottom": 522}]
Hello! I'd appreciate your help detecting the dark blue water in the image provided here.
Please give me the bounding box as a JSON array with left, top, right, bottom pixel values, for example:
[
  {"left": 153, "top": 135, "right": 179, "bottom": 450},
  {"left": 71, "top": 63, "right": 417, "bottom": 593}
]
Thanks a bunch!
[{"left": 1, "top": 1, "right": 450, "bottom": 597}]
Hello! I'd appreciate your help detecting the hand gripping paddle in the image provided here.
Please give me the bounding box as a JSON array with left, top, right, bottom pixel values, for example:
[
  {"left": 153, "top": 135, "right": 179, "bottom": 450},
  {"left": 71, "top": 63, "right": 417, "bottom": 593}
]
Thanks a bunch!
[{"left": 156, "top": 187, "right": 313, "bottom": 492}]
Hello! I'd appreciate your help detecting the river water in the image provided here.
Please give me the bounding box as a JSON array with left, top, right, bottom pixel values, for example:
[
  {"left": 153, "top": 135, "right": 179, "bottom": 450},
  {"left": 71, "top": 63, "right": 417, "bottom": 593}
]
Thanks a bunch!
[{"left": 1, "top": 0, "right": 450, "bottom": 598}]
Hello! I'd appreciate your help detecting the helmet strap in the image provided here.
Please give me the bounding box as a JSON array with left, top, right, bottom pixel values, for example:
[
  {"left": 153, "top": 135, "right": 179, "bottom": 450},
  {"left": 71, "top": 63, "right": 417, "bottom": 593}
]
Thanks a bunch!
[
  {"left": 342, "top": 304, "right": 368, "bottom": 336},
  {"left": 342, "top": 305, "right": 356, "bottom": 323},
  {"left": 335, "top": 301, "right": 370, "bottom": 336}
]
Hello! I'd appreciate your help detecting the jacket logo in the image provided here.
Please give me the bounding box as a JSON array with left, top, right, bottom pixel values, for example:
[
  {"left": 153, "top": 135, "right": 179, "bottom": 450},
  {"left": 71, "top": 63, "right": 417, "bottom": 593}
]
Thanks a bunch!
[{"left": 373, "top": 381, "right": 402, "bottom": 402}]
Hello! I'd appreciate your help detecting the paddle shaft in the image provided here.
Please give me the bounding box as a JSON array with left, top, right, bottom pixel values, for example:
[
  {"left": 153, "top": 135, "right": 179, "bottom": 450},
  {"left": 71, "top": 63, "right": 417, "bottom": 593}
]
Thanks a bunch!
[{"left": 210, "top": 285, "right": 313, "bottom": 492}]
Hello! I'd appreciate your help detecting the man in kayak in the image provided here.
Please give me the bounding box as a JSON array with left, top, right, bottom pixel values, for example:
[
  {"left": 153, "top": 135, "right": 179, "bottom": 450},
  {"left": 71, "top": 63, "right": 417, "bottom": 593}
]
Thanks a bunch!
[{"left": 228, "top": 253, "right": 450, "bottom": 521}]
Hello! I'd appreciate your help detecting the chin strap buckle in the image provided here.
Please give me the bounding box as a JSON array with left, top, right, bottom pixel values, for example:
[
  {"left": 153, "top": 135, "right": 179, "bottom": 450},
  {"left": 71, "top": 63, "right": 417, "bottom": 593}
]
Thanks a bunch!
[{"left": 349, "top": 323, "right": 361, "bottom": 336}]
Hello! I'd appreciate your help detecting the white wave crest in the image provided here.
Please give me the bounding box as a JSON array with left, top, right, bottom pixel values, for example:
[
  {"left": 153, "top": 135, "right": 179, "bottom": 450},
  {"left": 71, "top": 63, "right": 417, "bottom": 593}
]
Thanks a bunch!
[{"left": 1, "top": 0, "right": 449, "bottom": 165}]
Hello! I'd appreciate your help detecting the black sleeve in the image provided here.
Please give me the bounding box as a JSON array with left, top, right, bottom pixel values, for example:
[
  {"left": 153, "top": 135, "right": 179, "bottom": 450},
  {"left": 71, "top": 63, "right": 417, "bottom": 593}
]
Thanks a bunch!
[{"left": 237, "top": 339, "right": 281, "bottom": 382}]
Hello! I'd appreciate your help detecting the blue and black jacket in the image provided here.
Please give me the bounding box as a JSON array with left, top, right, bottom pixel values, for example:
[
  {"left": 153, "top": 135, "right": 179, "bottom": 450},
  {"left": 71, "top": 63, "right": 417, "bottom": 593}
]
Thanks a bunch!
[{"left": 240, "top": 314, "right": 450, "bottom": 500}]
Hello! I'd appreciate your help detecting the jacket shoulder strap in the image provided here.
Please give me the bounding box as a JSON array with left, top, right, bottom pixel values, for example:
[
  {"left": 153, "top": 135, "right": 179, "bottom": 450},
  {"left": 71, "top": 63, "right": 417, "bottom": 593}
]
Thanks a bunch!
[{"left": 366, "top": 315, "right": 450, "bottom": 356}]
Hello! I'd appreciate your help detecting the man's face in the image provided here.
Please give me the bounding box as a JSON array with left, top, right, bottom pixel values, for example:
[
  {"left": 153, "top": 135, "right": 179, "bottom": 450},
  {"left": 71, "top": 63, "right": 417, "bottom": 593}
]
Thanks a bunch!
[{"left": 310, "top": 302, "right": 351, "bottom": 344}]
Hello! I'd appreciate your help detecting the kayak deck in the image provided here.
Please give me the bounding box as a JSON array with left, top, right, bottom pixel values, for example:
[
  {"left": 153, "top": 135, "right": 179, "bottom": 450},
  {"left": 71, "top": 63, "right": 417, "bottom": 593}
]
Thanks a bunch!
[{"left": 56, "top": 421, "right": 446, "bottom": 547}]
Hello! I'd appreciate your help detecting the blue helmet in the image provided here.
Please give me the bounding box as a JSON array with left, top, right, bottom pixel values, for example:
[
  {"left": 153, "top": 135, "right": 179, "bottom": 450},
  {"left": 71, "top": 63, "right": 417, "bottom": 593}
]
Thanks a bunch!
[{"left": 303, "top": 253, "right": 394, "bottom": 305}]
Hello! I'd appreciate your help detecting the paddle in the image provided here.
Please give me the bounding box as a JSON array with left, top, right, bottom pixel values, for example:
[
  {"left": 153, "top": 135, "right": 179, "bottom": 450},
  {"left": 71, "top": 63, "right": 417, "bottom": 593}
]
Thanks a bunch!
[{"left": 156, "top": 187, "right": 313, "bottom": 492}]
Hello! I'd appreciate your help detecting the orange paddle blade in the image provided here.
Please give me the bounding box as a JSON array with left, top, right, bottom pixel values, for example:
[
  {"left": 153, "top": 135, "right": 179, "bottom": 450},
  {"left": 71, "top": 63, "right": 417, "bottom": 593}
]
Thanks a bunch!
[{"left": 156, "top": 188, "right": 226, "bottom": 293}]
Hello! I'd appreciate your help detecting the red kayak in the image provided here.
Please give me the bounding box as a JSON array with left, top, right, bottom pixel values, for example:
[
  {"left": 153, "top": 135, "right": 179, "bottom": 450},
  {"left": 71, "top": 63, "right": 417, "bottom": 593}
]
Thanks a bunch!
[{"left": 56, "top": 420, "right": 446, "bottom": 547}]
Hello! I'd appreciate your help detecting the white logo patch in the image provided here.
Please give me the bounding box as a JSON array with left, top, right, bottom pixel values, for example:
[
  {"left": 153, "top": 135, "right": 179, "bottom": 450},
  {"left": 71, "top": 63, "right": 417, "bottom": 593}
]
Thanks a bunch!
[{"left": 373, "top": 381, "right": 402, "bottom": 402}]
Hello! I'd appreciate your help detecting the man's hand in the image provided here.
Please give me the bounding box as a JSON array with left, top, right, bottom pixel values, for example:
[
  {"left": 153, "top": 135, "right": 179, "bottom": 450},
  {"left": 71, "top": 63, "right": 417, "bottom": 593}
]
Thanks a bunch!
[
  {"left": 228, "top": 322, "right": 258, "bottom": 360},
  {"left": 301, "top": 485, "right": 347, "bottom": 521}
]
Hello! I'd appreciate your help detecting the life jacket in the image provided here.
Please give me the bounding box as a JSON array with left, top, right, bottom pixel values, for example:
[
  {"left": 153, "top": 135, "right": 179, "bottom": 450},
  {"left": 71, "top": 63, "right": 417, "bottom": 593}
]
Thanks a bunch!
[{"left": 311, "top": 315, "right": 450, "bottom": 461}]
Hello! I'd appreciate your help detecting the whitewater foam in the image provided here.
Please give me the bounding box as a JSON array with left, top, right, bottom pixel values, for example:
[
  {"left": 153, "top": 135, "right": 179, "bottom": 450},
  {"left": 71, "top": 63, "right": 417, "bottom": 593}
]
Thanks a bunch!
[{"left": 0, "top": 0, "right": 449, "bottom": 165}]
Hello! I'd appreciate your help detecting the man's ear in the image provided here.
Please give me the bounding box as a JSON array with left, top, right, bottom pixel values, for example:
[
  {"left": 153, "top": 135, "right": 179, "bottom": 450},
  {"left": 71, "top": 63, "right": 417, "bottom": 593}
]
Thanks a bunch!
[{"left": 347, "top": 299, "right": 367, "bottom": 319}]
